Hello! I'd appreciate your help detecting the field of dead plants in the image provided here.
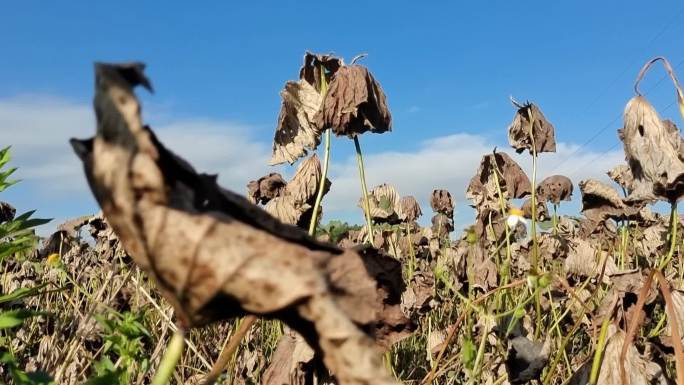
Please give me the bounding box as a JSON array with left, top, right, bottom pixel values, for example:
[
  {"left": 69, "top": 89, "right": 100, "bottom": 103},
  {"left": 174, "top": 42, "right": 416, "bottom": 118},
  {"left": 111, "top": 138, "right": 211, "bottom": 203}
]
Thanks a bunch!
[{"left": 2, "top": 53, "right": 684, "bottom": 385}]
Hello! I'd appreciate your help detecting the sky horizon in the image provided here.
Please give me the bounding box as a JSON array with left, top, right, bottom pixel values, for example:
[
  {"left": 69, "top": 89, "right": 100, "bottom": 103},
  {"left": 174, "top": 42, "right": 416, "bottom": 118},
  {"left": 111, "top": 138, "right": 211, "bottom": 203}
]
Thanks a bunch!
[{"left": 2, "top": 1, "right": 684, "bottom": 234}]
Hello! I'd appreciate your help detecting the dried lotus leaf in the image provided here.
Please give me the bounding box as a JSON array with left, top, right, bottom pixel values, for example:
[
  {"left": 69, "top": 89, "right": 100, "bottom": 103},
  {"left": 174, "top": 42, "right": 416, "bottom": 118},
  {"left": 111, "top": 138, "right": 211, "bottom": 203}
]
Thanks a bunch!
[
  {"left": 286, "top": 154, "right": 323, "bottom": 204},
  {"left": 536, "top": 175, "right": 573, "bottom": 205},
  {"left": 398, "top": 196, "right": 422, "bottom": 222},
  {"left": 247, "top": 173, "right": 287, "bottom": 204},
  {"left": 508, "top": 100, "right": 556, "bottom": 154}
]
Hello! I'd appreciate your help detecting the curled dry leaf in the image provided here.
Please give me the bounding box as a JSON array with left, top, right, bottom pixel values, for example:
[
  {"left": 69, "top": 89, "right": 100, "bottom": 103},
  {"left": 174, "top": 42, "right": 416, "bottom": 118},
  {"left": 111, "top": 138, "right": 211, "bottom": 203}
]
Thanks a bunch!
[
  {"left": 316, "top": 65, "right": 392, "bottom": 138},
  {"left": 568, "top": 325, "right": 667, "bottom": 385},
  {"left": 401, "top": 271, "right": 435, "bottom": 315},
  {"left": 430, "top": 189, "right": 455, "bottom": 217},
  {"left": 299, "top": 52, "right": 343, "bottom": 93},
  {"left": 607, "top": 164, "right": 635, "bottom": 194},
  {"left": 71, "top": 63, "right": 401, "bottom": 385},
  {"left": 578, "top": 179, "right": 642, "bottom": 235},
  {"left": 285, "top": 154, "right": 323, "bottom": 203},
  {"left": 466, "top": 152, "right": 531, "bottom": 209},
  {"left": 263, "top": 195, "right": 311, "bottom": 225},
  {"left": 361, "top": 183, "right": 400, "bottom": 222},
  {"left": 0, "top": 201, "right": 16, "bottom": 222},
  {"left": 621, "top": 95, "right": 684, "bottom": 202},
  {"left": 564, "top": 238, "right": 618, "bottom": 279},
  {"left": 397, "top": 195, "right": 422, "bottom": 222},
  {"left": 270, "top": 80, "right": 324, "bottom": 165},
  {"left": 431, "top": 213, "right": 454, "bottom": 237},
  {"left": 537, "top": 175, "right": 573, "bottom": 205},
  {"left": 247, "top": 173, "right": 286, "bottom": 204},
  {"left": 508, "top": 100, "right": 556, "bottom": 154}
]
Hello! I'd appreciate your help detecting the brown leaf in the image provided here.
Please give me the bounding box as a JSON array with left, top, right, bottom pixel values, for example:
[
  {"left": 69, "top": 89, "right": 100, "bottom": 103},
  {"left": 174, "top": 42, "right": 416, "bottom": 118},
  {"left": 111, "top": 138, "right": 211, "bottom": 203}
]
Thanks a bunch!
[
  {"left": 397, "top": 195, "right": 422, "bottom": 222},
  {"left": 607, "top": 164, "right": 636, "bottom": 194},
  {"left": 247, "top": 173, "right": 286, "bottom": 204},
  {"left": 430, "top": 189, "right": 455, "bottom": 216},
  {"left": 270, "top": 80, "right": 324, "bottom": 165},
  {"left": 578, "top": 179, "right": 643, "bottom": 235},
  {"left": 263, "top": 195, "right": 311, "bottom": 225},
  {"left": 73, "top": 63, "right": 400, "bottom": 385},
  {"left": 299, "top": 52, "right": 343, "bottom": 93},
  {"left": 508, "top": 100, "right": 556, "bottom": 154},
  {"left": 536, "top": 175, "right": 573, "bottom": 205},
  {"left": 286, "top": 154, "right": 323, "bottom": 204},
  {"left": 621, "top": 95, "right": 684, "bottom": 202},
  {"left": 316, "top": 65, "right": 392, "bottom": 138},
  {"left": 361, "top": 183, "right": 400, "bottom": 222},
  {"left": 401, "top": 271, "right": 434, "bottom": 314},
  {"left": 466, "top": 152, "right": 531, "bottom": 209},
  {"left": 592, "top": 325, "right": 667, "bottom": 385}
]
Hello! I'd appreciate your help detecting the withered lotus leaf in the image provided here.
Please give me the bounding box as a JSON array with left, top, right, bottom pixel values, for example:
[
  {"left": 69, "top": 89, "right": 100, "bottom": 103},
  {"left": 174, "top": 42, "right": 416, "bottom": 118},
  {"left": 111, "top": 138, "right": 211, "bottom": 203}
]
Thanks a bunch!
[
  {"left": 536, "top": 175, "right": 573, "bottom": 205},
  {"left": 270, "top": 79, "right": 324, "bottom": 165},
  {"left": 263, "top": 195, "right": 311, "bottom": 225},
  {"left": 466, "top": 152, "right": 531, "bottom": 206},
  {"left": 316, "top": 65, "right": 392, "bottom": 138},
  {"left": 578, "top": 179, "right": 642, "bottom": 234},
  {"left": 431, "top": 213, "right": 454, "bottom": 236},
  {"left": 285, "top": 154, "right": 323, "bottom": 204},
  {"left": 299, "top": 51, "right": 343, "bottom": 93},
  {"left": 572, "top": 325, "right": 667, "bottom": 385},
  {"left": 620, "top": 95, "right": 684, "bottom": 202},
  {"left": 361, "top": 183, "right": 400, "bottom": 221},
  {"left": 508, "top": 100, "right": 557, "bottom": 154},
  {"left": 430, "top": 189, "right": 455, "bottom": 217},
  {"left": 607, "top": 164, "right": 635, "bottom": 194},
  {"left": 398, "top": 195, "right": 422, "bottom": 222},
  {"left": 247, "top": 172, "right": 286, "bottom": 205},
  {"left": 72, "top": 63, "right": 401, "bottom": 385}
]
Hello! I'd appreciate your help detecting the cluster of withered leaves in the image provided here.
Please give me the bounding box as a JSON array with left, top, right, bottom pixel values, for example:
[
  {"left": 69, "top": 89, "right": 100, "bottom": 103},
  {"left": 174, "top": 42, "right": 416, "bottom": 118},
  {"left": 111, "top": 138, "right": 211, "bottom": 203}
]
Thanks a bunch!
[
  {"left": 271, "top": 52, "right": 392, "bottom": 165},
  {"left": 248, "top": 154, "right": 329, "bottom": 227},
  {"left": 71, "top": 62, "right": 404, "bottom": 385}
]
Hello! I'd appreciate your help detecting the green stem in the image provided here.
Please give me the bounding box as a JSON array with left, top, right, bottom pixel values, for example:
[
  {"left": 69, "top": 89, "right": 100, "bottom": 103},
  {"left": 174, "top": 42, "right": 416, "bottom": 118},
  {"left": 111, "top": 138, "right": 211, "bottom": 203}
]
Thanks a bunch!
[
  {"left": 354, "top": 135, "right": 374, "bottom": 243},
  {"left": 658, "top": 202, "right": 678, "bottom": 270},
  {"left": 589, "top": 315, "right": 611, "bottom": 385},
  {"left": 307, "top": 65, "right": 330, "bottom": 237},
  {"left": 308, "top": 129, "right": 331, "bottom": 236},
  {"left": 491, "top": 157, "right": 512, "bottom": 308},
  {"left": 527, "top": 108, "right": 542, "bottom": 338},
  {"left": 151, "top": 329, "right": 185, "bottom": 385}
]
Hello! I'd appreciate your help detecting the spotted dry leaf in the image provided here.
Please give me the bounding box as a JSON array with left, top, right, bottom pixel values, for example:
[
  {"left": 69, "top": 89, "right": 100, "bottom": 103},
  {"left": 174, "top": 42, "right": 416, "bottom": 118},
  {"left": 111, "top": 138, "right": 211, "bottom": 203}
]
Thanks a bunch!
[
  {"left": 621, "top": 95, "right": 684, "bottom": 202},
  {"left": 401, "top": 271, "right": 435, "bottom": 315},
  {"left": 430, "top": 189, "right": 455, "bottom": 216},
  {"left": 508, "top": 100, "right": 556, "bottom": 154},
  {"left": 247, "top": 173, "right": 287, "bottom": 204},
  {"left": 270, "top": 80, "right": 324, "bottom": 165},
  {"left": 397, "top": 195, "right": 422, "bottom": 222},
  {"left": 316, "top": 65, "right": 392, "bottom": 138},
  {"left": 537, "top": 175, "right": 573, "bottom": 205},
  {"left": 72, "top": 63, "right": 400, "bottom": 385},
  {"left": 466, "top": 152, "right": 531, "bottom": 208},
  {"left": 564, "top": 238, "right": 618, "bottom": 279}
]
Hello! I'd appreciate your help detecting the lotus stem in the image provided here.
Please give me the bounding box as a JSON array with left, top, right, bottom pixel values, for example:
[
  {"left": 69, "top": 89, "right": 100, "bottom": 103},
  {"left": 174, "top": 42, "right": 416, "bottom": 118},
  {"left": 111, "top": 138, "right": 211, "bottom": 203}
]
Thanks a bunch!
[
  {"left": 354, "top": 135, "right": 374, "bottom": 243},
  {"left": 308, "top": 64, "right": 330, "bottom": 237},
  {"left": 527, "top": 108, "right": 542, "bottom": 338},
  {"left": 151, "top": 328, "right": 185, "bottom": 385},
  {"left": 658, "top": 201, "right": 678, "bottom": 270},
  {"left": 308, "top": 128, "right": 331, "bottom": 236},
  {"left": 588, "top": 313, "right": 610, "bottom": 385},
  {"left": 202, "top": 315, "right": 257, "bottom": 385}
]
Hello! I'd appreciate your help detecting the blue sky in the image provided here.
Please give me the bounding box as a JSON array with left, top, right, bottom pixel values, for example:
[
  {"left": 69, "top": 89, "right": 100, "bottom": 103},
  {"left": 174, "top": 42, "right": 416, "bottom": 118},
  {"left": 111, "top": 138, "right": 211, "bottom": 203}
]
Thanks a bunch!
[{"left": 1, "top": 1, "right": 683, "bottom": 232}]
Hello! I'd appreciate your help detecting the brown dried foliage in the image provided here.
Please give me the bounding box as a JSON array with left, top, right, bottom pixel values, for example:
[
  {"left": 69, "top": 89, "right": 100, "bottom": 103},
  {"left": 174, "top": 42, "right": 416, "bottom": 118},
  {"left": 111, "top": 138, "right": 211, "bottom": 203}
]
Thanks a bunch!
[
  {"left": 71, "top": 62, "right": 401, "bottom": 385},
  {"left": 508, "top": 100, "right": 556, "bottom": 154}
]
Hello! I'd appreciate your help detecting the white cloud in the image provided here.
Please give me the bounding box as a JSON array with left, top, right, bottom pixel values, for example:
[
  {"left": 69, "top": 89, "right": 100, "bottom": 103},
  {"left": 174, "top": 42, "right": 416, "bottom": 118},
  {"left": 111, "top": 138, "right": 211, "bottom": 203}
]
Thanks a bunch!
[
  {"left": 0, "top": 94, "right": 628, "bottom": 235},
  {"left": 322, "top": 134, "right": 625, "bottom": 231}
]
